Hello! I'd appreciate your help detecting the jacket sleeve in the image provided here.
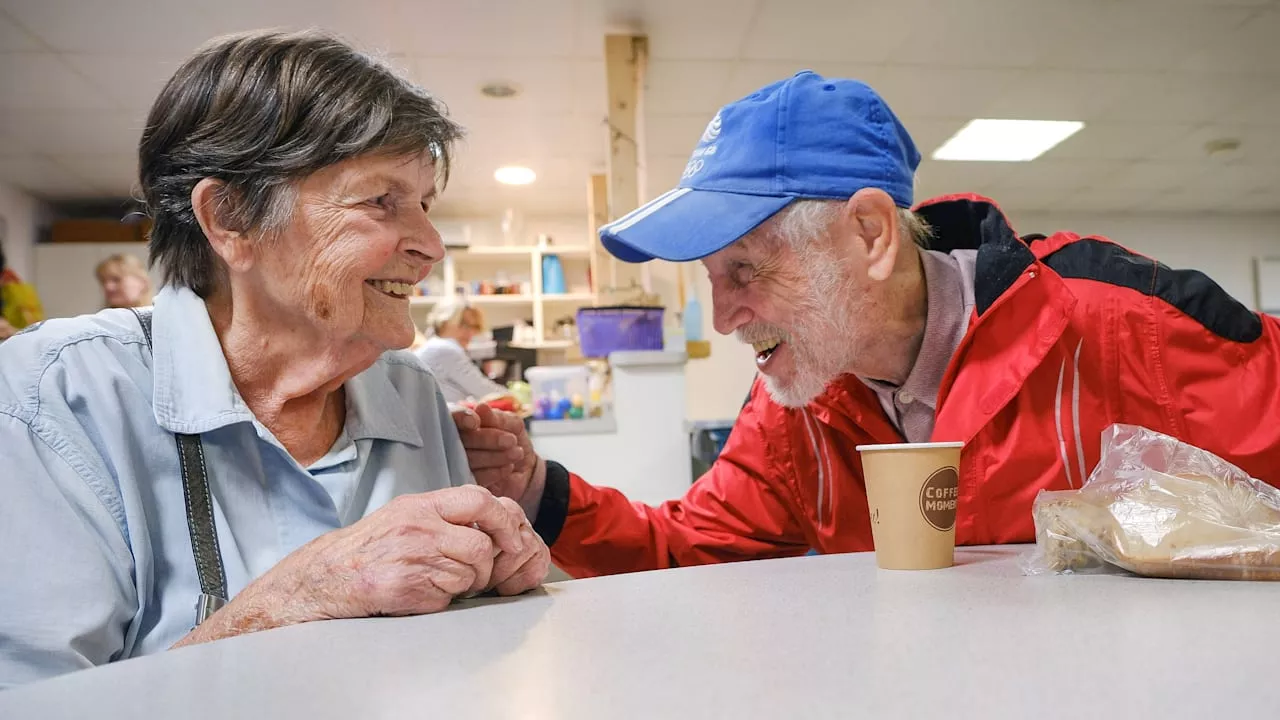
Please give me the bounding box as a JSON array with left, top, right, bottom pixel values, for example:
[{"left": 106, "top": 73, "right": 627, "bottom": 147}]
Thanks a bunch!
[
  {"left": 537, "top": 386, "right": 812, "bottom": 578},
  {"left": 1154, "top": 304, "right": 1280, "bottom": 485}
]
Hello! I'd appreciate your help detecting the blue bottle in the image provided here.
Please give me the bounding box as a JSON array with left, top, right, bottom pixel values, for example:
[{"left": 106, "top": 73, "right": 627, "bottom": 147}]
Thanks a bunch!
[
  {"left": 542, "top": 254, "right": 566, "bottom": 295},
  {"left": 683, "top": 284, "right": 704, "bottom": 342}
]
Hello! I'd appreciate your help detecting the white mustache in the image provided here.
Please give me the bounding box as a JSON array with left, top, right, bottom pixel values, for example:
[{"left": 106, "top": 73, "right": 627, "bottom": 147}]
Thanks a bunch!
[{"left": 736, "top": 324, "right": 791, "bottom": 345}]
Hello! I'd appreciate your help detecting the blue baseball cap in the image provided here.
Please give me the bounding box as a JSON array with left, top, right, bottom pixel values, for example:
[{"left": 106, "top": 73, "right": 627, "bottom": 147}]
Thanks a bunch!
[{"left": 600, "top": 71, "right": 921, "bottom": 263}]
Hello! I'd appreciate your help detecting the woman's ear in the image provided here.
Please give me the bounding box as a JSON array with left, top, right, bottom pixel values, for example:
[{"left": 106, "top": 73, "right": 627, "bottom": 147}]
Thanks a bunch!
[
  {"left": 191, "top": 178, "right": 254, "bottom": 273},
  {"left": 842, "top": 188, "right": 901, "bottom": 283}
]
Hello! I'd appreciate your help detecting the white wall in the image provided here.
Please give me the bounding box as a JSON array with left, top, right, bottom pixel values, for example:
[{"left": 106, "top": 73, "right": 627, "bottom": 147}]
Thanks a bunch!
[
  {"left": 1006, "top": 211, "right": 1280, "bottom": 310},
  {"left": 681, "top": 211, "right": 1280, "bottom": 423},
  {"left": 34, "top": 242, "right": 158, "bottom": 319},
  {"left": 0, "top": 182, "right": 44, "bottom": 281}
]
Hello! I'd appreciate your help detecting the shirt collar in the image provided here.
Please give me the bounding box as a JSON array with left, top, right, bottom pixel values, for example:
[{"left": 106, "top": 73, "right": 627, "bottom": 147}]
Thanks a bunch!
[
  {"left": 342, "top": 357, "right": 424, "bottom": 447},
  {"left": 150, "top": 285, "right": 253, "bottom": 434},
  {"left": 861, "top": 249, "right": 975, "bottom": 411},
  {"left": 151, "top": 285, "right": 423, "bottom": 447}
]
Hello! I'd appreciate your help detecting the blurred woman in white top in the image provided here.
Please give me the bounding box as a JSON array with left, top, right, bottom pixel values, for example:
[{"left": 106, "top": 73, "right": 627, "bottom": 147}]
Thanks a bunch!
[{"left": 416, "top": 297, "right": 510, "bottom": 404}]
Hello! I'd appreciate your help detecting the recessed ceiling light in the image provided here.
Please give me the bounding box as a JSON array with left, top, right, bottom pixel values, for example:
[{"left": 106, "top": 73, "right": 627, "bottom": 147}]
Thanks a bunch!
[
  {"left": 480, "top": 82, "right": 519, "bottom": 99},
  {"left": 494, "top": 166, "right": 536, "bottom": 185},
  {"left": 932, "top": 119, "right": 1085, "bottom": 162}
]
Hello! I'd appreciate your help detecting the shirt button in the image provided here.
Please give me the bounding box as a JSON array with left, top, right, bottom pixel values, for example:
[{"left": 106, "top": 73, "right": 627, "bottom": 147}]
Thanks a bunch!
[{"left": 899, "top": 391, "right": 915, "bottom": 405}]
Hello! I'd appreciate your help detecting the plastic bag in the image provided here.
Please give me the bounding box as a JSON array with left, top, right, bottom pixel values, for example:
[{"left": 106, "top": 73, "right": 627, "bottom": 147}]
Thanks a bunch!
[{"left": 1024, "top": 424, "right": 1280, "bottom": 580}]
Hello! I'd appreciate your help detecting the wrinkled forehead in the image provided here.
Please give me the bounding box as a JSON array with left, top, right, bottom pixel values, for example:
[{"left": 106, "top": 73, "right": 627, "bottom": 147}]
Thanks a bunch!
[
  {"left": 320, "top": 150, "right": 439, "bottom": 197},
  {"left": 701, "top": 213, "right": 790, "bottom": 267}
]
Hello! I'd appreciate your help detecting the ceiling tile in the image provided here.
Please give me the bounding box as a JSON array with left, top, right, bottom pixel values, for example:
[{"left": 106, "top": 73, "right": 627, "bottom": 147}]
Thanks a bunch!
[
  {"left": 0, "top": 110, "right": 142, "bottom": 155},
  {"left": 571, "top": 59, "right": 608, "bottom": 117},
  {"left": 1094, "top": 73, "right": 1255, "bottom": 125},
  {"left": 4, "top": 0, "right": 224, "bottom": 53},
  {"left": 645, "top": 60, "right": 735, "bottom": 114},
  {"left": 54, "top": 153, "right": 138, "bottom": 195},
  {"left": 1099, "top": 161, "right": 1199, "bottom": 193},
  {"left": 1224, "top": 78, "right": 1280, "bottom": 126},
  {"left": 874, "top": 66, "right": 1024, "bottom": 119},
  {"left": 1043, "top": 123, "right": 1197, "bottom": 161},
  {"left": 0, "top": 154, "right": 97, "bottom": 198},
  {"left": 639, "top": 0, "right": 759, "bottom": 60},
  {"left": 989, "top": 159, "right": 1129, "bottom": 193},
  {"left": 982, "top": 70, "right": 1151, "bottom": 122},
  {"left": 1149, "top": 124, "right": 1280, "bottom": 163},
  {"left": 1026, "top": 1, "right": 1254, "bottom": 72},
  {"left": 1179, "top": 7, "right": 1280, "bottom": 74},
  {"left": 201, "top": 0, "right": 405, "bottom": 52},
  {"left": 570, "top": 0, "right": 609, "bottom": 58},
  {"left": 0, "top": 11, "right": 41, "bottom": 50},
  {"left": 742, "top": 0, "right": 920, "bottom": 63},
  {"left": 882, "top": 0, "right": 1044, "bottom": 69},
  {"left": 456, "top": 113, "right": 604, "bottom": 167},
  {"left": 396, "top": 0, "right": 577, "bottom": 57},
  {"left": 0, "top": 53, "right": 114, "bottom": 109},
  {"left": 414, "top": 57, "right": 578, "bottom": 117},
  {"left": 724, "top": 60, "right": 883, "bottom": 100},
  {"left": 61, "top": 54, "right": 183, "bottom": 112}
]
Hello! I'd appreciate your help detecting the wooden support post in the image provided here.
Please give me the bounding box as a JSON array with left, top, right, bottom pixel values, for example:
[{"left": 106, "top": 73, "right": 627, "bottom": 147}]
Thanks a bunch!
[{"left": 603, "top": 34, "right": 647, "bottom": 294}]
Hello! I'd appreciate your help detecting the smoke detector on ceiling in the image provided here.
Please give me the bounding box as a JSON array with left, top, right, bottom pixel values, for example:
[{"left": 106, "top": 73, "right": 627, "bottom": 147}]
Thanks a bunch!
[
  {"left": 480, "top": 82, "right": 519, "bottom": 99},
  {"left": 1204, "top": 137, "right": 1242, "bottom": 157}
]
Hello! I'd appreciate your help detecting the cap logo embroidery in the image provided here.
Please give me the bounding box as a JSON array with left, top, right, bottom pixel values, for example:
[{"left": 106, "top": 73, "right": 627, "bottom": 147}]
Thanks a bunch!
[{"left": 700, "top": 112, "right": 722, "bottom": 143}]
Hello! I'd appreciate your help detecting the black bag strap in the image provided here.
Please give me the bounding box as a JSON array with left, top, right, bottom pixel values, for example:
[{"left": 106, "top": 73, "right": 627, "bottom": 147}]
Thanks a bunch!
[{"left": 131, "top": 307, "right": 228, "bottom": 625}]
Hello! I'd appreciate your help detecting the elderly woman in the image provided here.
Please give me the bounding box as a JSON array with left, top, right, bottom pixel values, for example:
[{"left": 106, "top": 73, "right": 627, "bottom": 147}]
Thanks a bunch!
[
  {"left": 415, "top": 297, "right": 511, "bottom": 404},
  {"left": 0, "top": 30, "right": 547, "bottom": 689},
  {"left": 95, "top": 252, "right": 154, "bottom": 308}
]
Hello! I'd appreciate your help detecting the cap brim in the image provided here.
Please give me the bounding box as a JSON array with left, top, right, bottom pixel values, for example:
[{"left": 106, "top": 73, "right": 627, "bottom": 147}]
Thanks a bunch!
[{"left": 600, "top": 188, "right": 794, "bottom": 263}]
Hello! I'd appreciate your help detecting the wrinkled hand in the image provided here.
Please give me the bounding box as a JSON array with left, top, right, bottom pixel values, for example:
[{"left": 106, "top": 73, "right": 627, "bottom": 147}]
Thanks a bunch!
[
  {"left": 453, "top": 403, "right": 546, "bottom": 517},
  {"left": 175, "top": 485, "right": 549, "bottom": 648}
]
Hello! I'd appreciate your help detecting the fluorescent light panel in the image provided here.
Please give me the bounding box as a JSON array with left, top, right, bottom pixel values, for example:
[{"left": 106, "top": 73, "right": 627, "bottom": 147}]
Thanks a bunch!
[{"left": 932, "top": 119, "right": 1084, "bottom": 162}]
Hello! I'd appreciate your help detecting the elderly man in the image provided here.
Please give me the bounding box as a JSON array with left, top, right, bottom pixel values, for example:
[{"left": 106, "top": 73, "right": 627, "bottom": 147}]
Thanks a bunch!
[{"left": 459, "top": 71, "right": 1280, "bottom": 577}]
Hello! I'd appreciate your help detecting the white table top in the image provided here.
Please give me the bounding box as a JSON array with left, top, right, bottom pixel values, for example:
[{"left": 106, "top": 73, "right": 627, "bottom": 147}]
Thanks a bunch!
[{"left": 3, "top": 546, "right": 1278, "bottom": 719}]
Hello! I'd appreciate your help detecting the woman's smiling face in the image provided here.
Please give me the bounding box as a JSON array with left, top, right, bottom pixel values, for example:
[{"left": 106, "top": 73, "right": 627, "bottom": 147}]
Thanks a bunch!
[{"left": 245, "top": 151, "right": 445, "bottom": 353}]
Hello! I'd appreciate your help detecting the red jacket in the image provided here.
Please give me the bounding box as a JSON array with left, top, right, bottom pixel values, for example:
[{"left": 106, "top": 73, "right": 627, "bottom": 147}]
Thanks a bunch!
[{"left": 537, "top": 195, "right": 1280, "bottom": 577}]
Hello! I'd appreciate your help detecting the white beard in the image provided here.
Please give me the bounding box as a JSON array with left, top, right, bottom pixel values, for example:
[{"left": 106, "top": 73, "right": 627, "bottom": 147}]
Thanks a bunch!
[{"left": 754, "top": 249, "right": 857, "bottom": 408}]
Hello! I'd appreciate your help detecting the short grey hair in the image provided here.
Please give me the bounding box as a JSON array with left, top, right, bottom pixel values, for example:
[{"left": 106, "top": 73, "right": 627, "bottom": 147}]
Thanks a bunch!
[
  {"left": 773, "top": 199, "right": 933, "bottom": 251},
  {"left": 139, "top": 29, "right": 464, "bottom": 297}
]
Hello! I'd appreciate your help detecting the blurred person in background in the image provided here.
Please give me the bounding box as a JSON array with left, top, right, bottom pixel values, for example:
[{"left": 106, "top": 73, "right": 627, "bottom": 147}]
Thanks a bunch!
[
  {"left": 416, "top": 296, "right": 511, "bottom": 405},
  {"left": 0, "top": 30, "right": 547, "bottom": 690},
  {"left": 95, "top": 252, "right": 154, "bottom": 309},
  {"left": 0, "top": 241, "right": 44, "bottom": 341}
]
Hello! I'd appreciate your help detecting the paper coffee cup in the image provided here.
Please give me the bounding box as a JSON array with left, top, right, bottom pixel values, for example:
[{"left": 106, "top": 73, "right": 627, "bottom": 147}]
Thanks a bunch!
[{"left": 855, "top": 441, "right": 964, "bottom": 570}]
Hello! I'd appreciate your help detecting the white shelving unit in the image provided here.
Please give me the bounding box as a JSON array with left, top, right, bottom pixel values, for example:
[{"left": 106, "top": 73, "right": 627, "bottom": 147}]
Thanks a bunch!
[{"left": 410, "top": 240, "right": 598, "bottom": 353}]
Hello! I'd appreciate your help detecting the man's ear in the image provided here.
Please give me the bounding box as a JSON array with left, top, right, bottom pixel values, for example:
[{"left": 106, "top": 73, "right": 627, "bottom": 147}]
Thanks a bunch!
[
  {"left": 841, "top": 188, "right": 901, "bottom": 282},
  {"left": 190, "top": 178, "right": 254, "bottom": 273}
]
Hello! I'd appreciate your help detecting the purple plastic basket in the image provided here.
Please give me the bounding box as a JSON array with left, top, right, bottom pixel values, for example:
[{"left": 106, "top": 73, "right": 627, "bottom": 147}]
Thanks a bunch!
[{"left": 576, "top": 306, "right": 665, "bottom": 358}]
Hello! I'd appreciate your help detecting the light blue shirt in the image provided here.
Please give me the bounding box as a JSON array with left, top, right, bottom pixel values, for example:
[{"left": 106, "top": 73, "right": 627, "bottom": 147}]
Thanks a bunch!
[{"left": 0, "top": 286, "right": 471, "bottom": 689}]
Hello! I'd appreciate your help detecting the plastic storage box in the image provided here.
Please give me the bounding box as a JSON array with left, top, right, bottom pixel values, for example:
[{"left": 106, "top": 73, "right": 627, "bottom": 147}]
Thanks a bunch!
[
  {"left": 576, "top": 306, "right": 665, "bottom": 358},
  {"left": 525, "top": 365, "right": 589, "bottom": 420}
]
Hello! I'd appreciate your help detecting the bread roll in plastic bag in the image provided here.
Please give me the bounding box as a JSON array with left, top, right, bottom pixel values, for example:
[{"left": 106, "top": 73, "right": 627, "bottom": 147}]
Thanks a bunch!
[{"left": 1025, "top": 424, "right": 1280, "bottom": 580}]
